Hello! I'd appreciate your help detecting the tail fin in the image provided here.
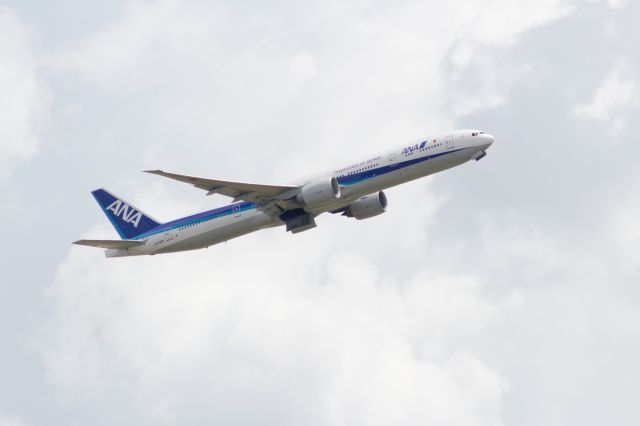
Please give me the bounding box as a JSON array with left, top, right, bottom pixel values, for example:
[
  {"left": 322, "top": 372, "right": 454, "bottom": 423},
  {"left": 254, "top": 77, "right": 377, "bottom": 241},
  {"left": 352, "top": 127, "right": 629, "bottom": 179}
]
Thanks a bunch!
[{"left": 91, "top": 189, "right": 161, "bottom": 239}]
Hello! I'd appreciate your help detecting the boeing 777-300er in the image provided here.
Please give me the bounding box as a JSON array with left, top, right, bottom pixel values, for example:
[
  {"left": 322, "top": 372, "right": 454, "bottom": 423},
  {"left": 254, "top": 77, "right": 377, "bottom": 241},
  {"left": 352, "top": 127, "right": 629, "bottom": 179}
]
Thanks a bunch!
[{"left": 74, "top": 130, "right": 494, "bottom": 257}]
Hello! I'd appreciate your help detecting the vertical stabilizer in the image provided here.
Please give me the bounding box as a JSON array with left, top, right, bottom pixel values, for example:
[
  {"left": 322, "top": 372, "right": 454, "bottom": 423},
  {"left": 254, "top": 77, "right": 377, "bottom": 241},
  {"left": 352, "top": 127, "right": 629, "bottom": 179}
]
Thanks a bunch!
[{"left": 91, "top": 189, "right": 161, "bottom": 239}]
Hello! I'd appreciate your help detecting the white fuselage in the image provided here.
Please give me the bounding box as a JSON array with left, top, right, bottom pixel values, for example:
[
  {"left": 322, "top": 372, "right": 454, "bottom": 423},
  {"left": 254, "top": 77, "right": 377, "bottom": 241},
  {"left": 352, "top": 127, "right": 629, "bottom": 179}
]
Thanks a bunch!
[{"left": 107, "top": 130, "right": 493, "bottom": 257}]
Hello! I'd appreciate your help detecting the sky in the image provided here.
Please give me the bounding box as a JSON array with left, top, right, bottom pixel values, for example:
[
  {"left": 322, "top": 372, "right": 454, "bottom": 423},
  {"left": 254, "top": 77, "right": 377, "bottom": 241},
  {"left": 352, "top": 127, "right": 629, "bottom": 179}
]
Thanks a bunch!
[{"left": 1, "top": 0, "right": 639, "bottom": 425}]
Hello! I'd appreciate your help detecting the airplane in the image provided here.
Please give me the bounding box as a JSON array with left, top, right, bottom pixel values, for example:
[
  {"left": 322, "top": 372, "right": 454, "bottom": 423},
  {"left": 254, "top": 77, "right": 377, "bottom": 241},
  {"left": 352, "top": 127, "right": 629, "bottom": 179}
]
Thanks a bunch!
[{"left": 74, "top": 129, "right": 494, "bottom": 257}]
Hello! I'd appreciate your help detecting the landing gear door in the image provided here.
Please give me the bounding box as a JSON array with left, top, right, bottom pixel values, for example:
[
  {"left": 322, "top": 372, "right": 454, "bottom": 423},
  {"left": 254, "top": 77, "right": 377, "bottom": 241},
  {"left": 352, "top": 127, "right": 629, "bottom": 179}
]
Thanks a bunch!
[{"left": 445, "top": 135, "right": 454, "bottom": 150}]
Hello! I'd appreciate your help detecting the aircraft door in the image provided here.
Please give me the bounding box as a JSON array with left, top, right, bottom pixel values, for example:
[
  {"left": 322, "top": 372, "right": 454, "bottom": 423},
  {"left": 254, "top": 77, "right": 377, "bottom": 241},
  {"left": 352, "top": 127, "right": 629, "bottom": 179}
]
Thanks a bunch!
[
  {"left": 233, "top": 204, "right": 241, "bottom": 218},
  {"left": 446, "top": 135, "right": 454, "bottom": 149},
  {"left": 389, "top": 152, "right": 398, "bottom": 167},
  {"left": 164, "top": 230, "right": 174, "bottom": 242}
]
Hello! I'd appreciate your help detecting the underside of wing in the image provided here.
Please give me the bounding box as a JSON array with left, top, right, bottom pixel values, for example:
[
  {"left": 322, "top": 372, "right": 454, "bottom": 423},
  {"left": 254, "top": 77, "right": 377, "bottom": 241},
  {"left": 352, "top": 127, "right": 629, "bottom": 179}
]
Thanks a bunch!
[
  {"left": 73, "top": 239, "right": 144, "bottom": 249},
  {"left": 144, "top": 170, "right": 300, "bottom": 204}
]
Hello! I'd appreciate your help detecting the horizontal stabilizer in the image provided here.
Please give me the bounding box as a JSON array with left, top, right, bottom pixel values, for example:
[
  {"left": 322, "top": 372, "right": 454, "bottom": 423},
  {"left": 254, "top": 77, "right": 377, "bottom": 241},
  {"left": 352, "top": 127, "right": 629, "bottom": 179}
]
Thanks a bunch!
[{"left": 73, "top": 239, "right": 144, "bottom": 249}]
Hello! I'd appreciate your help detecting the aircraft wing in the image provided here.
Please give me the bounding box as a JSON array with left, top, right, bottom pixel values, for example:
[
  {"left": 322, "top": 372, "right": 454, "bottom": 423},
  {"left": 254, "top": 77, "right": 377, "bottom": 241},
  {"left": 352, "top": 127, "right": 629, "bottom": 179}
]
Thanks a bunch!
[
  {"left": 144, "top": 170, "right": 300, "bottom": 205},
  {"left": 73, "top": 239, "right": 145, "bottom": 249}
]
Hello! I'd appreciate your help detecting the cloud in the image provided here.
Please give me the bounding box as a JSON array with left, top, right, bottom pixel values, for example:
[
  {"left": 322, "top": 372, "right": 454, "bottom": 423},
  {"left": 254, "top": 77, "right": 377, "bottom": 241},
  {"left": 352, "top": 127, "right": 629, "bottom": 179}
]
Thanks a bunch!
[
  {"left": 449, "top": 0, "right": 575, "bottom": 68},
  {"left": 29, "top": 1, "right": 640, "bottom": 425},
  {"left": 0, "top": 8, "right": 49, "bottom": 181},
  {"left": 574, "top": 65, "right": 638, "bottom": 131},
  {"left": 44, "top": 0, "right": 583, "bottom": 173},
  {"left": 608, "top": 196, "right": 640, "bottom": 270},
  {"left": 0, "top": 413, "right": 28, "bottom": 426},
  {"left": 40, "top": 210, "right": 511, "bottom": 425},
  {"left": 607, "top": 0, "right": 628, "bottom": 10},
  {"left": 48, "top": 1, "right": 216, "bottom": 87}
]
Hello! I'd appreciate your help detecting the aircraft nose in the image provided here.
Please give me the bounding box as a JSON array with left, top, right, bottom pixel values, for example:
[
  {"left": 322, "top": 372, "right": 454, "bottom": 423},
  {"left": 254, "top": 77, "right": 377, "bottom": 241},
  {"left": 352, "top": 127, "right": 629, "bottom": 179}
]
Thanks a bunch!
[
  {"left": 481, "top": 133, "right": 494, "bottom": 148},
  {"left": 470, "top": 132, "right": 494, "bottom": 161}
]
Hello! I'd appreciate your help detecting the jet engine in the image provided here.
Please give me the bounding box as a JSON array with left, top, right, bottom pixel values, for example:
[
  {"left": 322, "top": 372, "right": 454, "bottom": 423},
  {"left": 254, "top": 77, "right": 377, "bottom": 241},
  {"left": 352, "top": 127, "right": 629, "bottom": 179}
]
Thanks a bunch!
[
  {"left": 344, "top": 191, "right": 388, "bottom": 220},
  {"left": 297, "top": 177, "right": 341, "bottom": 209}
]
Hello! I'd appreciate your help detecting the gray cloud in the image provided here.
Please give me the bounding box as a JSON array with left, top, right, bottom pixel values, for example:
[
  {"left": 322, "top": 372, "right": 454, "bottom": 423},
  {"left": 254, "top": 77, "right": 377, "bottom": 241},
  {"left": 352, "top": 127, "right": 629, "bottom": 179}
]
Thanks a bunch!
[{"left": 40, "top": 242, "right": 511, "bottom": 425}]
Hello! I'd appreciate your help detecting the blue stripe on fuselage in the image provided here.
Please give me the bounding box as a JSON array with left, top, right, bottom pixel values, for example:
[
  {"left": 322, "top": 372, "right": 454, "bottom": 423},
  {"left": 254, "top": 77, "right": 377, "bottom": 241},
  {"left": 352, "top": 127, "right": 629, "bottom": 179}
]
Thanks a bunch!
[
  {"left": 337, "top": 147, "right": 468, "bottom": 186},
  {"left": 134, "top": 201, "right": 257, "bottom": 239}
]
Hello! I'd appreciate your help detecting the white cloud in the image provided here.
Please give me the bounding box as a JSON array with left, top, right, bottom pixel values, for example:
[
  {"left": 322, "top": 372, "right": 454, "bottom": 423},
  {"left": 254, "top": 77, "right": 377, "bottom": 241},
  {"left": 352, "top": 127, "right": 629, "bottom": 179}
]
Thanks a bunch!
[
  {"left": 450, "top": 0, "right": 575, "bottom": 68},
  {"left": 48, "top": 1, "right": 216, "bottom": 87},
  {"left": 0, "top": 8, "right": 49, "bottom": 181},
  {"left": 608, "top": 197, "right": 640, "bottom": 269},
  {"left": 40, "top": 215, "right": 511, "bottom": 425},
  {"left": 0, "top": 413, "right": 28, "bottom": 426},
  {"left": 574, "top": 66, "right": 638, "bottom": 131},
  {"left": 607, "top": 0, "right": 628, "bottom": 10},
  {"left": 45, "top": 0, "right": 583, "bottom": 172}
]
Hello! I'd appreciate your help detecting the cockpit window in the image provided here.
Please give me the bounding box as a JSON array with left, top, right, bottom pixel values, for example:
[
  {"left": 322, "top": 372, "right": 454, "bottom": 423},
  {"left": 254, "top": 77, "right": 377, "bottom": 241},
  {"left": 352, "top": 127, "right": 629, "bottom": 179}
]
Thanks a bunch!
[{"left": 471, "top": 131, "right": 485, "bottom": 137}]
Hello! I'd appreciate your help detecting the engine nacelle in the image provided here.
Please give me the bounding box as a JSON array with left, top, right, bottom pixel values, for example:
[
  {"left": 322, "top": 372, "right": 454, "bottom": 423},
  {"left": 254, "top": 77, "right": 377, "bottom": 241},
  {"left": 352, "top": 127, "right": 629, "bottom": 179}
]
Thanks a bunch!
[
  {"left": 344, "top": 191, "right": 388, "bottom": 220},
  {"left": 297, "top": 177, "right": 341, "bottom": 209}
]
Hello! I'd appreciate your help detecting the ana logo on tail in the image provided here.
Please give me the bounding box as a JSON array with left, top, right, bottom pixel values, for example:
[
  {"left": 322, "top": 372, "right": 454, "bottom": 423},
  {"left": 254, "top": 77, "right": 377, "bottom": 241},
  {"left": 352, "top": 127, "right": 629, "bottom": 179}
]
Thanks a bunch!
[{"left": 106, "top": 200, "right": 143, "bottom": 228}]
